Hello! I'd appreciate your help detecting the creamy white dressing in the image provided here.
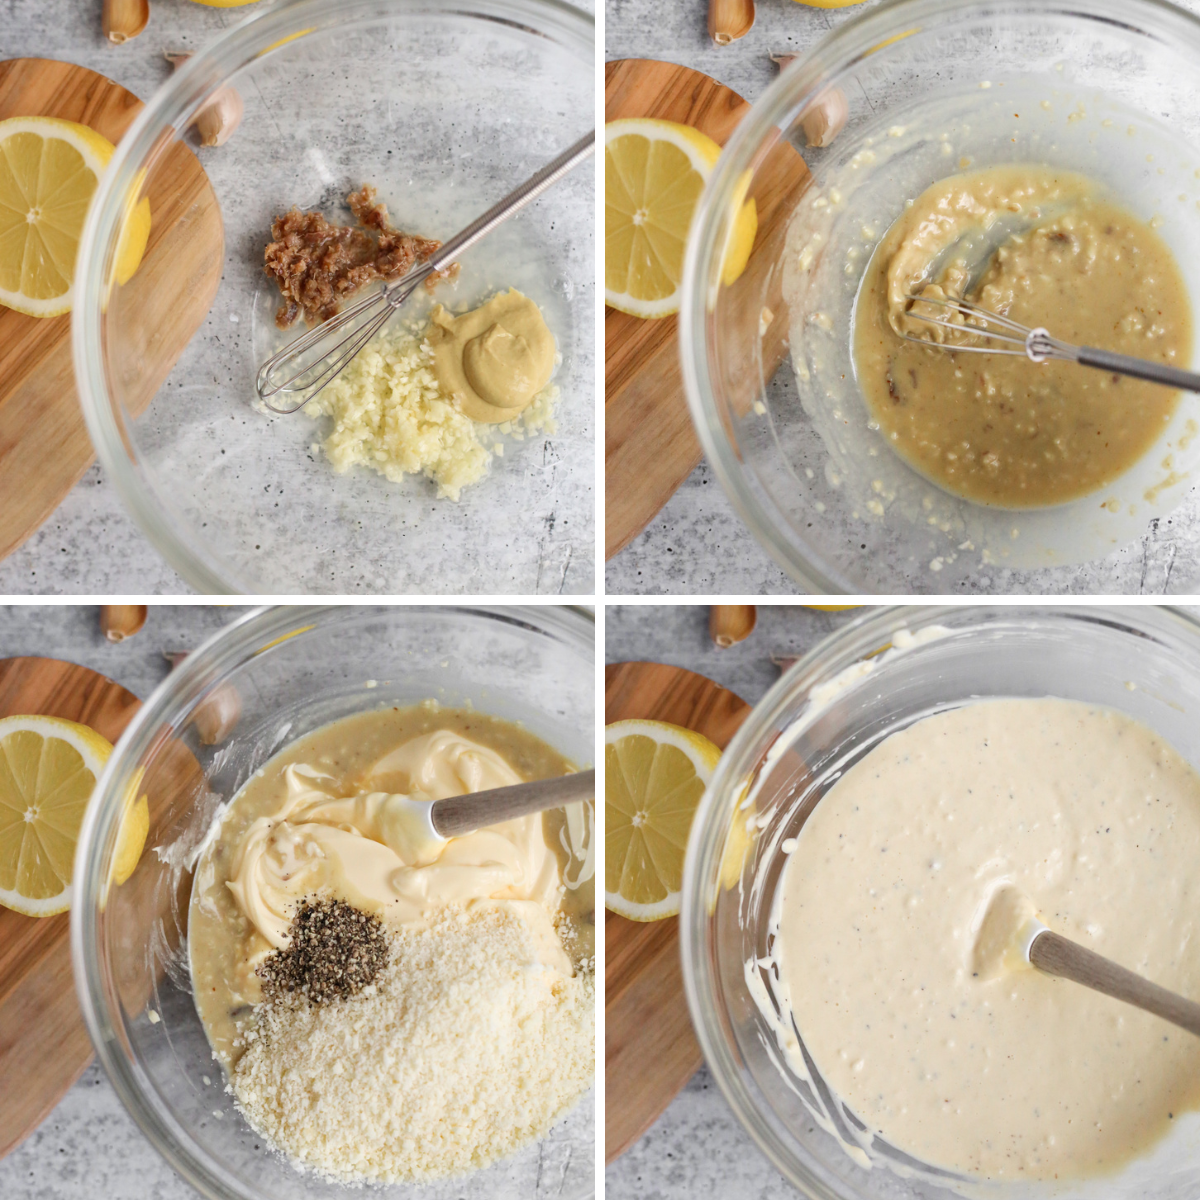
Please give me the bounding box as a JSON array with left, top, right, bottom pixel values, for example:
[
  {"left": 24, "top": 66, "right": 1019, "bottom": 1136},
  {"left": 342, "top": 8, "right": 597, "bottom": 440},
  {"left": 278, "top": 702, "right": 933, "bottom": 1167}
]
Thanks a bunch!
[{"left": 767, "top": 698, "right": 1200, "bottom": 1182}]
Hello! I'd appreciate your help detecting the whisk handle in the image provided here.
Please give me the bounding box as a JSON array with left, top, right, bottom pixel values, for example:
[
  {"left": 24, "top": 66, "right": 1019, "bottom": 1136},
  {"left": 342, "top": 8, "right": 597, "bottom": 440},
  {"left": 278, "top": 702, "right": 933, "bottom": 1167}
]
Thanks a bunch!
[
  {"left": 1077, "top": 346, "right": 1200, "bottom": 394},
  {"left": 423, "top": 131, "right": 595, "bottom": 276}
]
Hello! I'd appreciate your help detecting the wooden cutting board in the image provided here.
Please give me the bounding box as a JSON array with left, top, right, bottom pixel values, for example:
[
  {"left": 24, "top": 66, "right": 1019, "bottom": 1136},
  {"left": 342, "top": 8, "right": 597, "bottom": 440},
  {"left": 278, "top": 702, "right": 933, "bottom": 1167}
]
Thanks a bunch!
[
  {"left": 0, "top": 58, "right": 224, "bottom": 562},
  {"left": 605, "top": 59, "right": 811, "bottom": 559},
  {"left": 0, "top": 657, "right": 141, "bottom": 1160},
  {"left": 605, "top": 660, "right": 751, "bottom": 1162}
]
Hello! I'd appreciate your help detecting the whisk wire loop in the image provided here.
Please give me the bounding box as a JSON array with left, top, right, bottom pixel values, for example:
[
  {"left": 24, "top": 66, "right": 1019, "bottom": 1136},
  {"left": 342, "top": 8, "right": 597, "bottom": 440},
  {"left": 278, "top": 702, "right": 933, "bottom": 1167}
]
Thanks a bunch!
[{"left": 899, "top": 291, "right": 1200, "bottom": 394}]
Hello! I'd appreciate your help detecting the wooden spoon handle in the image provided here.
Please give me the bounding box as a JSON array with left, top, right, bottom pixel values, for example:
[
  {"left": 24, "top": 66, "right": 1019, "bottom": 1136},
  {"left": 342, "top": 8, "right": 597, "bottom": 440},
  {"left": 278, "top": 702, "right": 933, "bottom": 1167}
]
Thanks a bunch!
[
  {"left": 1030, "top": 930, "right": 1200, "bottom": 1038},
  {"left": 430, "top": 769, "right": 595, "bottom": 838}
]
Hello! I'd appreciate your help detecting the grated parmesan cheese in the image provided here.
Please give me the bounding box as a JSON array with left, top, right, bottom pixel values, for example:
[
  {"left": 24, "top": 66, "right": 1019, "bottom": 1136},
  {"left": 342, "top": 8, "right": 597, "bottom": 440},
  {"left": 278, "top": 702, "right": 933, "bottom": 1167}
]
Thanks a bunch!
[{"left": 231, "top": 904, "right": 594, "bottom": 1183}]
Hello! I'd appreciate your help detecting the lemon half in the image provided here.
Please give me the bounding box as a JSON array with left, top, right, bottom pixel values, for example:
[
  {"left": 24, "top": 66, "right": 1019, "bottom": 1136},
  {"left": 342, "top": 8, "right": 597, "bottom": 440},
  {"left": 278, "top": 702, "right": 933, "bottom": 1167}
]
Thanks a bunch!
[
  {"left": 0, "top": 715, "right": 148, "bottom": 916},
  {"left": 605, "top": 117, "right": 757, "bottom": 319},
  {"left": 605, "top": 718, "right": 722, "bottom": 920},
  {"left": 0, "top": 116, "right": 151, "bottom": 318}
]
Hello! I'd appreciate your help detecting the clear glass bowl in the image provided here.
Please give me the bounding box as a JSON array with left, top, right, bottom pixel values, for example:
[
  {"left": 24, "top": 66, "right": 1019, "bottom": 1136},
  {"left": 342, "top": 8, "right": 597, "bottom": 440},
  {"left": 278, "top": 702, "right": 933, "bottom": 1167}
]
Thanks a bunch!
[
  {"left": 680, "top": 0, "right": 1200, "bottom": 594},
  {"left": 73, "top": 0, "right": 594, "bottom": 594},
  {"left": 682, "top": 604, "right": 1200, "bottom": 1200},
  {"left": 71, "top": 604, "right": 595, "bottom": 1200}
]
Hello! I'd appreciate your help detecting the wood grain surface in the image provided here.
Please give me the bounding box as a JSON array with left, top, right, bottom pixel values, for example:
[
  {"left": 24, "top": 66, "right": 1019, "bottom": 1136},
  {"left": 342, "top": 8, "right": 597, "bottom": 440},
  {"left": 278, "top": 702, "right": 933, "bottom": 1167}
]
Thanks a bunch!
[
  {"left": 604, "top": 58, "right": 810, "bottom": 559},
  {"left": 0, "top": 58, "right": 224, "bottom": 562},
  {"left": 605, "top": 660, "right": 751, "bottom": 1162},
  {"left": 0, "top": 657, "right": 141, "bottom": 1161}
]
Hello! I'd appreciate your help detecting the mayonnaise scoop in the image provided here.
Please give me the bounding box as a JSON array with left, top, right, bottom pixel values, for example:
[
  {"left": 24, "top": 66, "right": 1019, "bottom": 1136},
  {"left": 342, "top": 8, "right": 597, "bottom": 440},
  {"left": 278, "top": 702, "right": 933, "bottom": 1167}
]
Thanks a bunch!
[{"left": 226, "top": 731, "right": 563, "bottom": 951}]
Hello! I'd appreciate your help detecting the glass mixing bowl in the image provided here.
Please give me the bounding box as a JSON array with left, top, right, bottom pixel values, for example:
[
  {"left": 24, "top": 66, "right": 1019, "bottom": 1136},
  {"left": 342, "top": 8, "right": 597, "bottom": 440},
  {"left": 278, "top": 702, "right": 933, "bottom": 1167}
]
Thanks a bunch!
[
  {"left": 682, "top": 604, "right": 1200, "bottom": 1200},
  {"left": 680, "top": 0, "right": 1200, "bottom": 594},
  {"left": 73, "top": 0, "right": 594, "bottom": 594},
  {"left": 71, "top": 604, "right": 595, "bottom": 1200}
]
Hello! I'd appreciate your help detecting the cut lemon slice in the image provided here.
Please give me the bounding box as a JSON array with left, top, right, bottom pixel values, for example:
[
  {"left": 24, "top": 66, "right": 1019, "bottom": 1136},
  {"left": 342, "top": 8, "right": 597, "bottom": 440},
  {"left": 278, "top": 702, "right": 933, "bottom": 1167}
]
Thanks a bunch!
[
  {"left": 0, "top": 715, "right": 115, "bottom": 916},
  {"left": 0, "top": 116, "right": 151, "bottom": 318},
  {"left": 0, "top": 716, "right": 149, "bottom": 914},
  {"left": 720, "top": 791, "right": 755, "bottom": 891},
  {"left": 605, "top": 718, "right": 722, "bottom": 920},
  {"left": 605, "top": 117, "right": 757, "bottom": 319}
]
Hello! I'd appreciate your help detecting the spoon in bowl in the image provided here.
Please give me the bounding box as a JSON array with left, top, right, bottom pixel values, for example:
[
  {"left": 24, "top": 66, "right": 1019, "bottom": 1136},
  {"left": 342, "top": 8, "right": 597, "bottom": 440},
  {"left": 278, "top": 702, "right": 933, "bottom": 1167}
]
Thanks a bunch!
[
  {"left": 364, "top": 768, "right": 595, "bottom": 866},
  {"left": 973, "top": 885, "right": 1200, "bottom": 1038}
]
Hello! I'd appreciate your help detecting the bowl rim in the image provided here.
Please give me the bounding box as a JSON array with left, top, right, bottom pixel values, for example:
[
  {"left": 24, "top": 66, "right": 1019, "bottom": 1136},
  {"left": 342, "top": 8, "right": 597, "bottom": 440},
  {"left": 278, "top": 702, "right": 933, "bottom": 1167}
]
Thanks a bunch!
[
  {"left": 678, "top": 0, "right": 1200, "bottom": 595},
  {"left": 71, "top": 0, "right": 595, "bottom": 595},
  {"left": 69, "top": 602, "right": 595, "bottom": 1200}
]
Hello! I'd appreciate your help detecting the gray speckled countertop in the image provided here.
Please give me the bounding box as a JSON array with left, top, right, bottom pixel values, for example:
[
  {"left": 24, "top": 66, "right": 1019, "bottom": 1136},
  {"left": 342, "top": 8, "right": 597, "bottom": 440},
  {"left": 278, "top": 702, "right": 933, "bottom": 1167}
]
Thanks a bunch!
[
  {"left": 604, "top": 603, "right": 861, "bottom": 1200},
  {"left": 0, "top": 0, "right": 594, "bottom": 597},
  {"left": 603, "top": 0, "right": 1200, "bottom": 597},
  {"left": 0, "top": 602, "right": 596, "bottom": 1200}
]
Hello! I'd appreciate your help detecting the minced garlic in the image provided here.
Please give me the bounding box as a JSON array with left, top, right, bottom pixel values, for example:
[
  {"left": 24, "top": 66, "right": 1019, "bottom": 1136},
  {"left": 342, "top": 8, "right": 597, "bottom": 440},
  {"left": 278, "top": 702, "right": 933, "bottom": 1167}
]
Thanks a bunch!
[{"left": 302, "top": 327, "right": 558, "bottom": 501}]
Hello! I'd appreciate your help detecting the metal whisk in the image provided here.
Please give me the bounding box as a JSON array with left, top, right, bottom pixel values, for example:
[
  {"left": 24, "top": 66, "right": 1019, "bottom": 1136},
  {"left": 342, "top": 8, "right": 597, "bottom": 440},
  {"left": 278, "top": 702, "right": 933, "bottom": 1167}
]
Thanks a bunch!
[
  {"left": 256, "top": 131, "right": 596, "bottom": 415},
  {"left": 902, "top": 293, "right": 1200, "bottom": 393}
]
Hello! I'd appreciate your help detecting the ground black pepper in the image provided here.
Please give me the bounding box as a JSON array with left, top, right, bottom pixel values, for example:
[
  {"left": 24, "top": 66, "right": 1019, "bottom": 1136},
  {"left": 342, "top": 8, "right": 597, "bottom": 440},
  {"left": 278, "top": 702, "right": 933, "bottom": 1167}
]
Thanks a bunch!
[{"left": 258, "top": 898, "right": 388, "bottom": 1005}]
